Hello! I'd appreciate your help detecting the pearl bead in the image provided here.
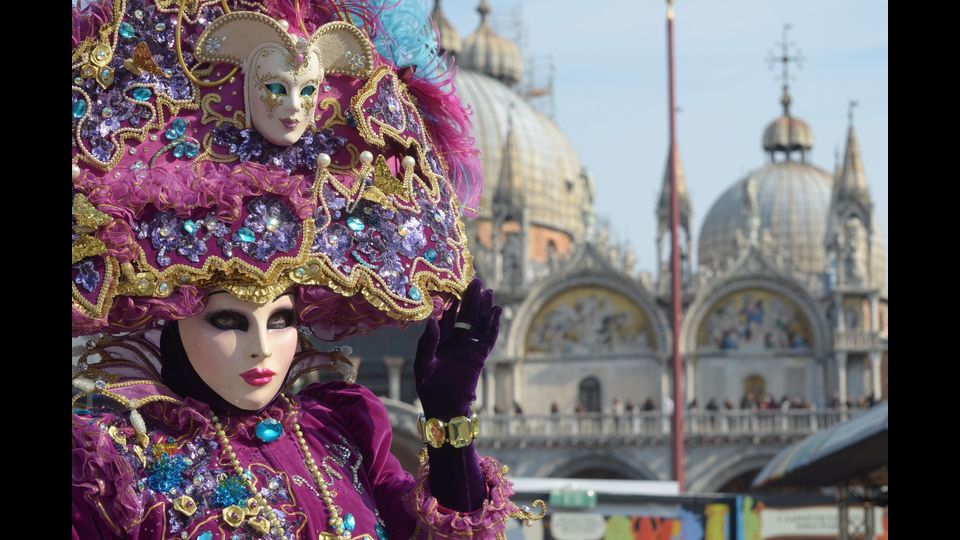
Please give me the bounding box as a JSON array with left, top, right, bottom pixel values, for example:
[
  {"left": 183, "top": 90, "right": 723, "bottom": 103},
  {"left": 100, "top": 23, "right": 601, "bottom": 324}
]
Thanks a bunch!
[
  {"left": 360, "top": 151, "right": 373, "bottom": 164},
  {"left": 278, "top": 19, "right": 289, "bottom": 31},
  {"left": 402, "top": 156, "right": 415, "bottom": 170},
  {"left": 72, "top": 164, "right": 81, "bottom": 179},
  {"left": 317, "top": 153, "right": 331, "bottom": 168}
]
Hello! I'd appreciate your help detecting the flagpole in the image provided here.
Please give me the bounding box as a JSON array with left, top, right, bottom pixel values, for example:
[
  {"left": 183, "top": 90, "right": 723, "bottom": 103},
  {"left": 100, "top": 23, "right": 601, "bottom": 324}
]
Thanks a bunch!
[{"left": 666, "top": 0, "right": 686, "bottom": 493}]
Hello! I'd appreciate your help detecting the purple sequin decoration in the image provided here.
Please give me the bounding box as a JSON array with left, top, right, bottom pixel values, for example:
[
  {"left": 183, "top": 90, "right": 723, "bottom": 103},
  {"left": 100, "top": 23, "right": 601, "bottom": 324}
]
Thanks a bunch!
[
  {"left": 396, "top": 217, "right": 425, "bottom": 258},
  {"left": 378, "top": 255, "right": 407, "bottom": 294},
  {"left": 368, "top": 77, "right": 404, "bottom": 129},
  {"left": 240, "top": 197, "right": 300, "bottom": 261},
  {"left": 142, "top": 212, "right": 234, "bottom": 266},
  {"left": 147, "top": 213, "right": 181, "bottom": 266},
  {"left": 314, "top": 224, "right": 353, "bottom": 263},
  {"left": 210, "top": 125, "right": 347, "bottom": 173},
  {"left": 71, "top": 0, "right": 201, "bottom": 163},
  {"left": 74, "top": 260, "right": 101, "bottom": 292}
]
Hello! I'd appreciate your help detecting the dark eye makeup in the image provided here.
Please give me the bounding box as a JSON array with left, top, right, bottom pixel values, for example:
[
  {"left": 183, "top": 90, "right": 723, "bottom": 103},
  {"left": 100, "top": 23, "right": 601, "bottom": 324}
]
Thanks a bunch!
[
  {"left": 204, "top": 308, "right": 296, "bottom": 331},
  {"left": 205, "top": 310, "right": 248, "bottom": 331},
  {"left": 267, "top": 309, "right": 296, "bottom": 329}
]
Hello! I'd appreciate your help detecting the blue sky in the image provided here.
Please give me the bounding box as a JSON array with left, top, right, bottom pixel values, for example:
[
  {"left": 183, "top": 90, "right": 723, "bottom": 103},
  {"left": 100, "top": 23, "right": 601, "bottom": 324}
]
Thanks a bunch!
[{"left": 442, "top": 0, "right": 888, "bottom": 276}]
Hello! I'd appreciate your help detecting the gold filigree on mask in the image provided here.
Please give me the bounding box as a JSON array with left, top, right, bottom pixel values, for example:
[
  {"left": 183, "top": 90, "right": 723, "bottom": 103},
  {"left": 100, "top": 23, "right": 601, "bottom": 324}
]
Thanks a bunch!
[{"left": 262, "top": 91, "right": 282, "bottom": 115}]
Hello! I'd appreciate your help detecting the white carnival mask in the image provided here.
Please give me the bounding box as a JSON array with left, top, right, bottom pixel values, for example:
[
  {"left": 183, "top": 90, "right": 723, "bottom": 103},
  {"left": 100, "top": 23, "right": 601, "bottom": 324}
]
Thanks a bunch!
[{"left": 196, "top": 13, "right": 374, "bottom": 146}]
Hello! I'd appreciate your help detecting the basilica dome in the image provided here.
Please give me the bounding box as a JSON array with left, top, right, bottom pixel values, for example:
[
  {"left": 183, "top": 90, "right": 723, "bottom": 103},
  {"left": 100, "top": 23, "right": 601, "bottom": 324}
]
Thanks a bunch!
[
  {"left": 455, "top": 69, "right": 591, "bottom": 243},
  {"left": 698, "top": 161, "right": 833, "bottom": 277},
  {"left": 459, "top": 0, "right": 523, "bottom": 86}
]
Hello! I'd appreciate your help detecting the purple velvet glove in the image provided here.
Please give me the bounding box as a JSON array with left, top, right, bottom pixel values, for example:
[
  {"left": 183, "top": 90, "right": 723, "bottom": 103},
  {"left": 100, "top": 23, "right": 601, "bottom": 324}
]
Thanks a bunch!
[{"left": 414, "top": 278, "right": 501, "bottom": 512}]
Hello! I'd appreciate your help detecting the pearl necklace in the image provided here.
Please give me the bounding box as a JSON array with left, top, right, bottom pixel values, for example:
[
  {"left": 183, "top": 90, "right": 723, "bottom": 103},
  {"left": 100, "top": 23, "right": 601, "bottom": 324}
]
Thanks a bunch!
[{"left": 210, "top": 394, "right": 353, "bottom": 540}]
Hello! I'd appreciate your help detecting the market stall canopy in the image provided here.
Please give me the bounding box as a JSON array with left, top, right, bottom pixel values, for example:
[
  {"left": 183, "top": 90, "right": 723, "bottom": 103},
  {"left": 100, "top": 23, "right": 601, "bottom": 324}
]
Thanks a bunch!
[{"left": 752, "top": 401, "right": 888, "bottom": 490}]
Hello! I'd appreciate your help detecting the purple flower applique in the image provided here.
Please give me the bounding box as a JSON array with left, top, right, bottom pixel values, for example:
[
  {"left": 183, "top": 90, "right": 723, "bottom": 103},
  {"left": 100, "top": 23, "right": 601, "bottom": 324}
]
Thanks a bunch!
[
  {"left": 378, "top": 254, "right": 408, "bottom": 295},
  {"left": 147, "top": 212, "right": 183, "bottom": 267},
  {"left": 314, "top": 223, "right": 353, "bottom": 264},
  {"left": 176, "top": 226, "right": 207, "bottom": 263},
  {"left": 209, "top": 125, "right": 347, "bottom": 172},
  {"left": 74, "top": 260, "right": 101, "bottom": 293},
  {"left": 396, "top": 217, "right": 425, "bottom": 258},
  {"left": 240, "top": 197, "right": 300, "bottom": 261}
]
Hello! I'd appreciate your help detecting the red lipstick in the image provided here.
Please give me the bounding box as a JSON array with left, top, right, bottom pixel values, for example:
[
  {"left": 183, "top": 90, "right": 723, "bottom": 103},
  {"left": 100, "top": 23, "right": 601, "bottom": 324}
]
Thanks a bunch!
[{"left": 240, "top": 367, "right": 276, "bottom": 387}]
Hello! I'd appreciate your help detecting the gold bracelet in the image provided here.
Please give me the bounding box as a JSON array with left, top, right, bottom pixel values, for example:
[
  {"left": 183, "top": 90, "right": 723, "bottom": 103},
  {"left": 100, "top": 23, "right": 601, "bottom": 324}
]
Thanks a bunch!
[{"left": 417, "top": 413, "right": 480, "bottom": 449}]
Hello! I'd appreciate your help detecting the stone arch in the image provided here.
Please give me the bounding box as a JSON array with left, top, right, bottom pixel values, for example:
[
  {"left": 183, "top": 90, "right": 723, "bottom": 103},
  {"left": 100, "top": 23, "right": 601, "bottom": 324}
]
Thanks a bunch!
[
  {"left": 682, "top": 273, "right": 828, "bottom": 359},
  {"left": 542, "top": 451, "right": 659, "bottom": 481},
  {"left": 509, "top": 246, "right": 669, "bottom": 360},
  {"left": 690, "top": 452, "right": 778, "bottom": 493}
]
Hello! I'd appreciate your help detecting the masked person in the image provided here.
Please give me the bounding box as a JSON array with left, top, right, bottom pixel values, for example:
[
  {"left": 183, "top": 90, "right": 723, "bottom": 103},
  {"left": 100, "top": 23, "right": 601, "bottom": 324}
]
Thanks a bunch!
[{"left": 71, "top": 1, "right": 543, "bottom": 537}]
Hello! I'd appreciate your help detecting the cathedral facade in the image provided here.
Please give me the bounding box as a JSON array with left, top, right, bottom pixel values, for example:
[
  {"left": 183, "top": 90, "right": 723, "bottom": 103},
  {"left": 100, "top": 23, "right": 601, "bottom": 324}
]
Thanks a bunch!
[{"left": 336, "top": 1, "right": 889, "bottom": 492}]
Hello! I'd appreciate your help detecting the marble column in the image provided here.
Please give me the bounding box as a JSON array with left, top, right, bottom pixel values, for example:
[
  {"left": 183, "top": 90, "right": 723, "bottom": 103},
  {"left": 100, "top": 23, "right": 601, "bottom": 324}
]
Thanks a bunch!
[
  {"left": 869, "top": 351, "right": 882, "bottom": 400},
  {"left": 383, "top": 356, "right": 404, "bottom": 401},
  {"left": 835, "top": 352, "right": 848, "bottom": 406}
]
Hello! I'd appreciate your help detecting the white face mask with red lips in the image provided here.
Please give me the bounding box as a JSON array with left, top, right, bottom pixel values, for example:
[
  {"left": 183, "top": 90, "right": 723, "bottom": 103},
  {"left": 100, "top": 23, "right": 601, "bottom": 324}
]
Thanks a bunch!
[{"left": 178, "top": 290, "right": 300, "bottom": 411}]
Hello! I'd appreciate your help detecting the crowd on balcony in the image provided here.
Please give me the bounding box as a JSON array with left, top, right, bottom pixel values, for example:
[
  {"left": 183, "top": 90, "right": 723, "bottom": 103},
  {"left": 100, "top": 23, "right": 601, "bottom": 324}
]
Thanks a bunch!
[{"left": 483, "top": 392, "right": 879, "bottom": 417}]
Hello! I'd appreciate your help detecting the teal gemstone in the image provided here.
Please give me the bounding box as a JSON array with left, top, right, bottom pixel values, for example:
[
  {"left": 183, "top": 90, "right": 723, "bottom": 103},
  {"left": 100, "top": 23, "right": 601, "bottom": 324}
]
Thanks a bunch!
[
  {"left": 236, "top": 227, "right": 256, "bottom": 243},
  {"left": 184, "top": 141, "right": 200, "bottom": 158},
  {"left": 166, "top": 118, "right": 187, "bottom": 140},
  {"left": 424, "top": 248, "right": 437, "bottom": 262},
  {"left": 375, "top": 524, "right": 388, "bottom": 540},
  {"left": 132, "top": 87, "right": 152, "bottom": 101},
  {"left": 72, "top": 99, "right": 87, "bottom": 119},
  {"left": 346, "top": 216, "right": 365, "bottom": 232},
  {"left": 255, "top": 418, "right": 283, "bottom": 443},
  {"left": 119, "top": 22, "right": 136, "bottom": 39},
  {"left": 408, "top": 286, "right": 422, "bottom": 301},
  {"left": 182, "top": 220, "right": 198, "bottom": 235},
  {"left": 172, "top": 144, "right": 184, "bottom": 158},
  {"left": 343, "top": 513, "right": 356, "bottom": 532},
  {"left": 197, "top": 532, "right": 213, "bottom": 540}
]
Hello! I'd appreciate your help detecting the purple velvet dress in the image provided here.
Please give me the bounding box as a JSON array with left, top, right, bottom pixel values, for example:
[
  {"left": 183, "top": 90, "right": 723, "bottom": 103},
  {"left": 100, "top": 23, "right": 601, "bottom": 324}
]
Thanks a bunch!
[{"left": 72, "top": 381, "right": 520, "bottom": 539}]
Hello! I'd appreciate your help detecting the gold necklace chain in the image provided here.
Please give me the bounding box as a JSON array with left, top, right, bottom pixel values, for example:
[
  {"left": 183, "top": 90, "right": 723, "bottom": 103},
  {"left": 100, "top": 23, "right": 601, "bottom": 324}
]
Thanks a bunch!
[{"left": 209, "top": 393, "right": 349, "bottom": 540}]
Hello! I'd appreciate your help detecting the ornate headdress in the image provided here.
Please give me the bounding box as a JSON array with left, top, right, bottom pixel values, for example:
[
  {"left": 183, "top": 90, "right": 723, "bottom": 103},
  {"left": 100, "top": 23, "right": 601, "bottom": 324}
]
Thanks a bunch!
[{"left": 71, "top": 0, "right": 482, "bottom": 340}]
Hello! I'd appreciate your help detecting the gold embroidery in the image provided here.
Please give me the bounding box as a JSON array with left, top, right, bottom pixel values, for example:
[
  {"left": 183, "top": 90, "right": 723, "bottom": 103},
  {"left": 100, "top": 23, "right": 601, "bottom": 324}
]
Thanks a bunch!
[
  {"left": 318, "top": 96, "right": 346, "bottom": 129},
  {"left": 72, "top": 0, "right": 202, "bottom": 172},
  {"left": 123, "top": 41, "right": 166, "bottom": 78},
  {"left": 372, "top": 154, "right": 413, "bottom": 201},
  {"left": 199, "top": 93, "right": 245, "bottom": 128},
  {"left": 72, "top": 256, "right": 120, "bottom": 320},
  {"left": 348, "top": 67, "right": 444, "bottom": 201}
]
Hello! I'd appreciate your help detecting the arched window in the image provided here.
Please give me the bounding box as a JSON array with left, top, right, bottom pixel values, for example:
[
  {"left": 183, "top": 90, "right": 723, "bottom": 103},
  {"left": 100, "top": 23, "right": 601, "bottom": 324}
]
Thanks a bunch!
[
  {"left": 743, "top": 375, "right": 765, "bottom": 403},
  {"left": 579, "top": 377, "right": 601, "bottom": 412}
]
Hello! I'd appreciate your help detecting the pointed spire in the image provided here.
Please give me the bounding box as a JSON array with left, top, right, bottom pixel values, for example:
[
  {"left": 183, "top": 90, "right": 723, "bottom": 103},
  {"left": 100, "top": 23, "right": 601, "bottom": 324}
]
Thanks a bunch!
[
  {"left": 657, "top": 145, "right": 691, "bottom": 232},
  {"left": 432, "top": 0, "right": 462, "bottom": 56},
  {"left": 835, "top": 100, "right": 871, "bottom": 206},
  {"left": 833, "top": 144, "right": 841, "bottom": 180},
  {"left": 494, "top": 106, "right": 524, "bottom": 208}
]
